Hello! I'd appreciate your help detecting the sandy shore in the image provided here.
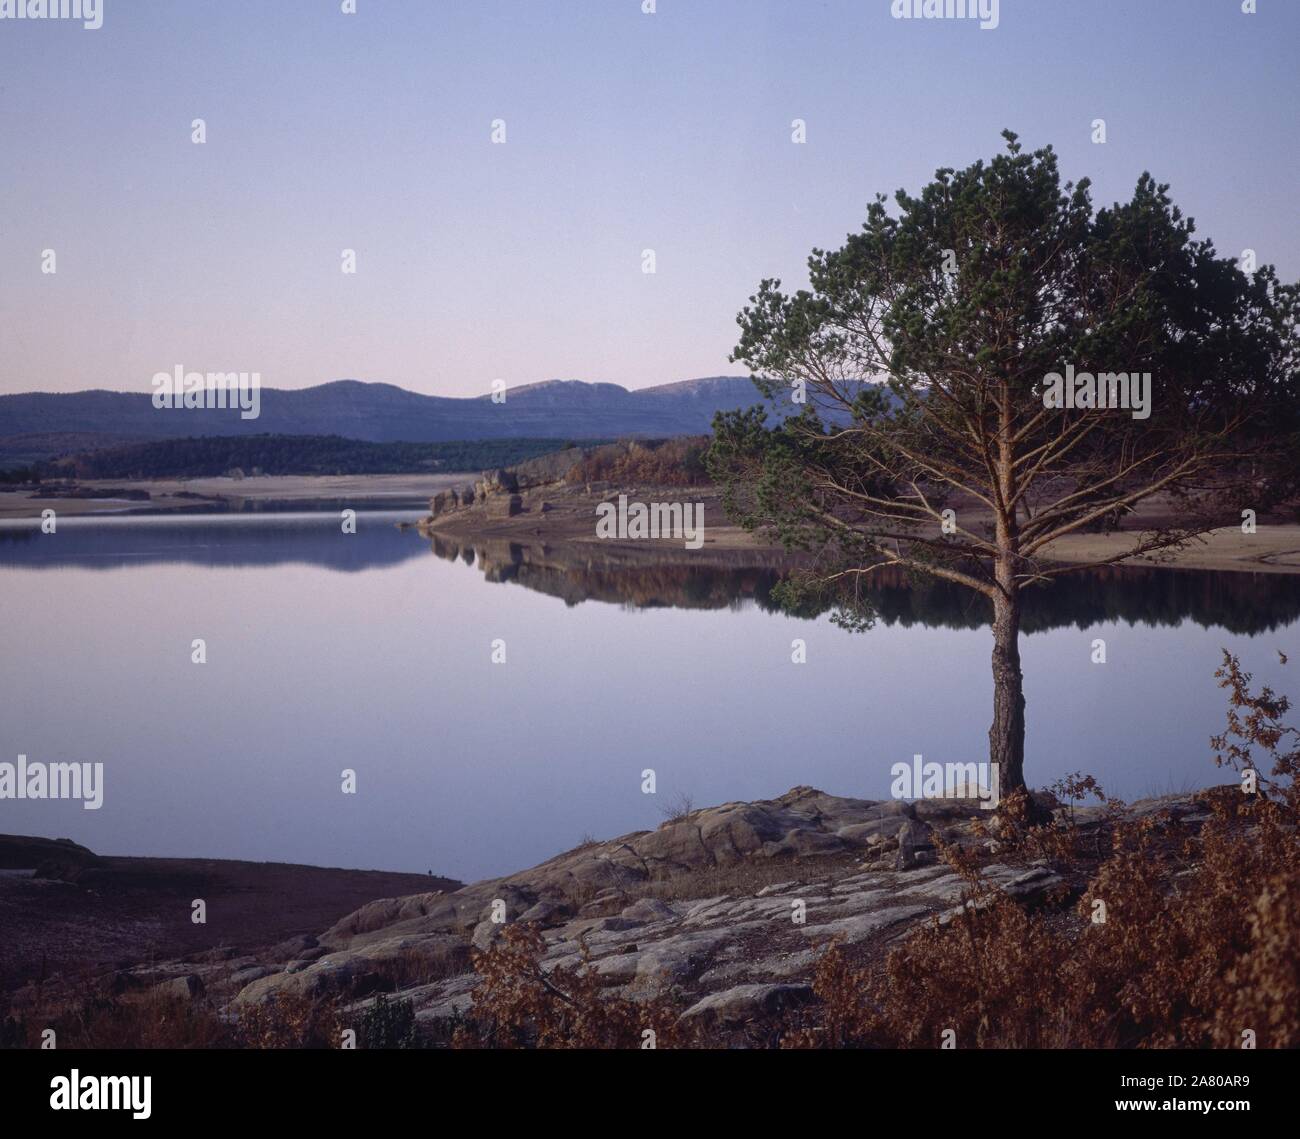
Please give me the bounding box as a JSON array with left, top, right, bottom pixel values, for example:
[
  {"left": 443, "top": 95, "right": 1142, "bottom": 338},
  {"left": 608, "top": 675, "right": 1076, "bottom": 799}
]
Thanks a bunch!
[
  {"left": 1042, "top": 526, "right": 1300, "bottom": 574},
  {"left": 423, "top": 483, "right": 1300, "bottom": 576}
]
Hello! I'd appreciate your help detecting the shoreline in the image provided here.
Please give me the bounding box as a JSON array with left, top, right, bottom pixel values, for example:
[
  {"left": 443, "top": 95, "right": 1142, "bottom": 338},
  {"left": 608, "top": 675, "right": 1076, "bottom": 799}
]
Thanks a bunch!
[
  {"left": 422, "top": 481, "right": 1300, "bottom": 577},
  {"left": 0, "top": 473, "right": 467, "bottom": 520},
  {"left": 4, "top": 472, "right": 1296, "bottom": 575}
]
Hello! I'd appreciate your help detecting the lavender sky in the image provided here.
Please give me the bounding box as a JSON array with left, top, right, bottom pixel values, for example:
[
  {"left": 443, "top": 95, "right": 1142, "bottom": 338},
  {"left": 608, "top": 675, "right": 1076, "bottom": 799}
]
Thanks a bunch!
[{"left": 1, "top": 0, "right": 1296, "bottom": 399}]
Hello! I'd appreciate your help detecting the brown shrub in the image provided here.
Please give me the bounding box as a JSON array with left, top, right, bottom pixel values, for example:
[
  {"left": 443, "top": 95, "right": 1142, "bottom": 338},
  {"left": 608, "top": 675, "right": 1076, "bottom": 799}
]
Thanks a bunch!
[
  {"left": 14, "top": 992, "right": 230, "bottom": 1050},
  {"left": 234, "top": 992, "right": 343, "bottom": 1049},
  {"left": 452, "top": 924, "right": 696, "bottom": 1049},
  {"left": 565, "top": 438, "right": 710, "bottom": 488}
]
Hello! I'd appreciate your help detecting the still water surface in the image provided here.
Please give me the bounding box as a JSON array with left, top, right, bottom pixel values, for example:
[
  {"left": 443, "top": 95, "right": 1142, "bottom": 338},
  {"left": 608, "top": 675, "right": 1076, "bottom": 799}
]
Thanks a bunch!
[{"left": 1, "top": 512, "right": 1296, "bottom": 881}]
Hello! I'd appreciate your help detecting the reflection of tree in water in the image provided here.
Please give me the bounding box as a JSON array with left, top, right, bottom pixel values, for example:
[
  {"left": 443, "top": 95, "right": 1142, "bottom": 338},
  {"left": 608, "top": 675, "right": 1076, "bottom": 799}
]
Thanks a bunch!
[
  {"left": 867, "top": 567, "right": 1300, "bottom": 636},
  {"left": 427, "top": 535, "right": 1300, "bottom": 636}
]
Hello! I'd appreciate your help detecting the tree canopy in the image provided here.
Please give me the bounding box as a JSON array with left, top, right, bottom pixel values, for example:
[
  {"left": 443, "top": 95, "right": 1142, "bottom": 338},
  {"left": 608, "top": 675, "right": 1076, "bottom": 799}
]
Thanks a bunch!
[
  {"left": 710, "top": 132, "right": 1300, "bottom": 795},
  {"left": 713, "top": 132, "right": 1298, "bottom": 619}
]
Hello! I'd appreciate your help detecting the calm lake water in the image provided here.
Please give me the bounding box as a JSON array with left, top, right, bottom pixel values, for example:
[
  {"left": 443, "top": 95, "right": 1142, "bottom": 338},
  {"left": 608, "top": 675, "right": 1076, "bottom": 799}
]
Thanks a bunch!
[{"left": 1, "top": 511, "right": 1297, "bottom": 882}]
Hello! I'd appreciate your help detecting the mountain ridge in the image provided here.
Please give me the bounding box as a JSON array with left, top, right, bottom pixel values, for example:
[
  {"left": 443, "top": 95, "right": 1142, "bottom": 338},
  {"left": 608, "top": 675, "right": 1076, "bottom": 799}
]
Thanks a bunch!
[{"left": 0, "top": 377, "right": 777, "bottom": 453}]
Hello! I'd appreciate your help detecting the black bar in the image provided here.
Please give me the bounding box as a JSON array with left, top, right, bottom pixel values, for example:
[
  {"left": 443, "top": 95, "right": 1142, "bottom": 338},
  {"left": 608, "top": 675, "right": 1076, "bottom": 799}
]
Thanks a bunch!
[{"left": 0, "top": 1047, "right": 1290, "bottom": 1125}]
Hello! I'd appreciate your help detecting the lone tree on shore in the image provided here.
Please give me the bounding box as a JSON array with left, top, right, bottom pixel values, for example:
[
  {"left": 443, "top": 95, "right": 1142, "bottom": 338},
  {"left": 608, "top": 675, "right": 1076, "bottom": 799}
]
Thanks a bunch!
[{"left": 710, "top": 132, "right": 1299, "bottom": 803}]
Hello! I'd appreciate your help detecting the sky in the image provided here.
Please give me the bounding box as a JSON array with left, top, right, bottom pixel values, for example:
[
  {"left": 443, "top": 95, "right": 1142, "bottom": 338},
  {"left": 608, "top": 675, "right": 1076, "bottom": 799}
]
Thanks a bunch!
[{"left": 0, "top": 0, "right": 1296, "bottom": 399}]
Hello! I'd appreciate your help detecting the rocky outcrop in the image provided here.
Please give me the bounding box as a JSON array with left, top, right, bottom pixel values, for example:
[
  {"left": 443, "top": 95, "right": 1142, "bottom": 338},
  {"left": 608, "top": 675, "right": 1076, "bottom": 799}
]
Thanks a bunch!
[
  {"left": 10, "top": 789, "right": 1207, "bottom": 1039},
  {"left": 425, "top": 467, "right": 526, "bottom": 522},
  {"left": 154, "top": 973, "right": 205, "bottom": 1000},
  {"left": 480, "top": 468, "right": 519, "bottom": 495},
  {"left": 486, "top": 493, "right": 523, "bottom": 518},
  {"left": 229, "top": 786, "right": 1083, "bottom": 1028},
  {"left": 680, "top": 982, "right": 814, "bottom": 1025},
  {"left": 894, "top": 818, "right": 935, "bottom": 870},
  {"left": 428, "top": 489, "right": 459, "bottom": 518}
]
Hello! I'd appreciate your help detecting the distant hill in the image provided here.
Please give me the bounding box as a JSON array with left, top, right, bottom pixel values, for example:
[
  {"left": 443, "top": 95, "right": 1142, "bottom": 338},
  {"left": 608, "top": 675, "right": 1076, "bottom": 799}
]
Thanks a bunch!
[
  {"left": 0, "top": 378, "right": 787, "bottom": 464},
  {"left": 27, "top": 434, "right": 597, "bottom": 480}
]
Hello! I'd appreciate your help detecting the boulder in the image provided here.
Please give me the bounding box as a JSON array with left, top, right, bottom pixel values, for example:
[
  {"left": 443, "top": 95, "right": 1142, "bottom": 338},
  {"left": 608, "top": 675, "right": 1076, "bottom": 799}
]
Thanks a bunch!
[
  {"left": 591, "top": 952, "right": 642, "bottom": 987},
  {"left": 471, "top": 919, "right": 505, "bottom": 952},
  {"left": 895, "top": 819, "right": 935, "bottom": 870},
  {"left": 577, "top": 887, "right": 628, "bottom": 917},
  {"left": 755, "top": 881, "right": 800, "bottom": 897},
  {"left": 999, "top": 865, "right": 1067, "bottom": 905},
  {"left": 155, "top": 974, "right": 204, "bottom": 1000},
  {"left": 229, "top": 965, "right": 277, "bottom": 987},
  {"left": 481, "top": 468, "right": 519, "bottom": 494},
  {"left": 620, "top": 898, "right": 678, "bottom": 925},
  {"left": 269, "top": 933, "right": 318, "bottom": 960},
  {"left": 314, "top": 787, "right": 943, "bottom": 954},
  {"left": 318, "top": 891, "right": 458, "bottom": 948},
  {"left": 517, "top": 900, "right": 567, "bottom": 925},
  {"left": 486, "top": 493, "right": 523, "bottom": 518},
  {"left": 235, "top": 943, "right": 410, "bottom": 1006},
  {"left": 680, "top": 983, "right": 813, "bottom": 1025},
  {"left": 631, "top": 930, "right": 730, "bottom": 989}
]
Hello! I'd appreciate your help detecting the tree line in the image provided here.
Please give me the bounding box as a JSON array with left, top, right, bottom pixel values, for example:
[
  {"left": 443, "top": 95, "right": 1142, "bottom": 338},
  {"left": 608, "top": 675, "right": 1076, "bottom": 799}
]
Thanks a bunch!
[{"left": 4, "top": 435, "right": 593, "bottom": 482}]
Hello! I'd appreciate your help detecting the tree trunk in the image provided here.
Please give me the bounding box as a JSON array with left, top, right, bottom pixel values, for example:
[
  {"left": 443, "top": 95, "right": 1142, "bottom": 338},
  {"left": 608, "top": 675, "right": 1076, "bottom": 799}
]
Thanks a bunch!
[{"left": 989, "top": 588, "right": 1027, "bottom": 799}]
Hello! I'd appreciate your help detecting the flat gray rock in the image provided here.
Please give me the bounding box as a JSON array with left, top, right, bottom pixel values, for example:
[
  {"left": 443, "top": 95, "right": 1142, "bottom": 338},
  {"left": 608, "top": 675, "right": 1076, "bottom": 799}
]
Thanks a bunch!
[{"left": 680, "top": 983, "right": 814, "bottom": 1025}]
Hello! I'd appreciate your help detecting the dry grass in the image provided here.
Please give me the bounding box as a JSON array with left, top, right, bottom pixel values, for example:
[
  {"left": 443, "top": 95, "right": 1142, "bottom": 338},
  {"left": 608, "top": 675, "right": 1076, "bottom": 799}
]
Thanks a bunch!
[
  {"left": 364, "top": 941, "right": 472, "bottom": 990},
  {"left": 234, "top": 993, "right": 343, "bottom": 1049},
  {"left": 624, "top": 851, "right": 863, "bottom": 905},
  {"left": 6, "top": 991, "right": 230, "bottom": 1050}
]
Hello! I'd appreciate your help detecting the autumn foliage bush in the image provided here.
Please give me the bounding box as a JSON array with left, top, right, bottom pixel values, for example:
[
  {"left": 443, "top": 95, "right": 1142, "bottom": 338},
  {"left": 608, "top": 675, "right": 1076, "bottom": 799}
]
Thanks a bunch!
[
  {"left": 451, "top": 924, "right": 694, "bottom": 1049},
  {"left": 565, "top": 437, "right": 710, "bottom": 488}
]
